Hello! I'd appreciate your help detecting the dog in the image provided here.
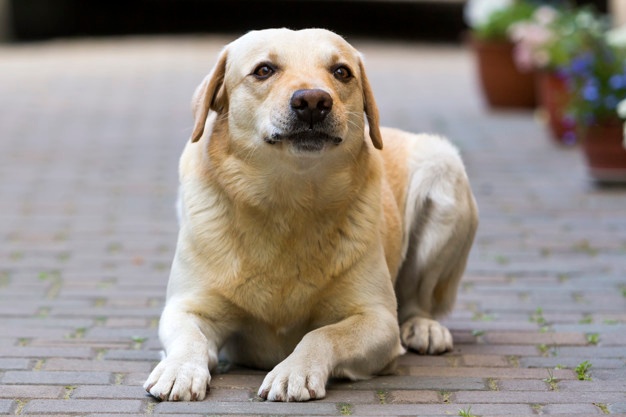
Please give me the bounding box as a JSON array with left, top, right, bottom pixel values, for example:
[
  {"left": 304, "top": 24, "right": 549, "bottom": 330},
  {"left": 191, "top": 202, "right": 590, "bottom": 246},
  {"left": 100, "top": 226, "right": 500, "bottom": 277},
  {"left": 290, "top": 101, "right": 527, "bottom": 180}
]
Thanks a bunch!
[{"left": 144, "top": 28, "right": 478, "bottom": 402}]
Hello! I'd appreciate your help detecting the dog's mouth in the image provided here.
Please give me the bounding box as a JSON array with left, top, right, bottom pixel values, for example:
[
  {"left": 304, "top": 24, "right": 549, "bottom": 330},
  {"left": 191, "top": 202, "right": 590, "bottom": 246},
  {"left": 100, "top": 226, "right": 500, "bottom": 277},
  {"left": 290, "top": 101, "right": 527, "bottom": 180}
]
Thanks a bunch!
[{"left": 265, "top": 130, "right": 343, "bottom": 152}]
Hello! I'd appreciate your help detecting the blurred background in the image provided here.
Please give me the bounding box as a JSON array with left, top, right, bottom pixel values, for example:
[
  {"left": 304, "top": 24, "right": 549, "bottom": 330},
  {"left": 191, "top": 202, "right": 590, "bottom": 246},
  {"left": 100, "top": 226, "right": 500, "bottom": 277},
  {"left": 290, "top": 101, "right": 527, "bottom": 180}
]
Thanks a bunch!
[{"left": 0, "top": 0, "right": 610, "bottom": 43}]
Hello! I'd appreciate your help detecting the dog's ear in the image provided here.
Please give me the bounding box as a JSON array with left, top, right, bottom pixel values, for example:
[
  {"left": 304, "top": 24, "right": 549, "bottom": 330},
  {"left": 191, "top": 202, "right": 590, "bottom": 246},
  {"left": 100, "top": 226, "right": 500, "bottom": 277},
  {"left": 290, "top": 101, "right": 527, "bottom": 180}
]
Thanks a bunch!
[
  {"left": 359, "top": 59, "right": 383, "bottom": 150},
  {"left": 190, "top": 49, "right": 229, "bottom": 143}
]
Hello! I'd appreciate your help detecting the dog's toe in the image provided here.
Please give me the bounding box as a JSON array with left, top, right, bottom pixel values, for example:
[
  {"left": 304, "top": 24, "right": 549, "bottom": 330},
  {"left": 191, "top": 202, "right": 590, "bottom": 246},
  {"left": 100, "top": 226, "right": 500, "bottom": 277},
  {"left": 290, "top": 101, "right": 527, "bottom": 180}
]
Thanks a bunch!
[
  {"left": 144, "top": 359, "right": 210, "bottom": 401},
  {"left": 259, "top": 362, "right": 326, "bottom": 402},
  {"left": 400, "top": 317, "right": 453, "bottom": 355}
]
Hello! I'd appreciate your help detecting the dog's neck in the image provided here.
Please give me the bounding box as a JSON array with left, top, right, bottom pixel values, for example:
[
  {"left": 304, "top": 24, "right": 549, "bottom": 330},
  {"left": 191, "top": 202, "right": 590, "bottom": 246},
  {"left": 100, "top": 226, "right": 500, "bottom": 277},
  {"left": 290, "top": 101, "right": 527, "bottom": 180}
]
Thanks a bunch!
[{"left": 206, "top": 120, "right": 378, "bottom": 216}]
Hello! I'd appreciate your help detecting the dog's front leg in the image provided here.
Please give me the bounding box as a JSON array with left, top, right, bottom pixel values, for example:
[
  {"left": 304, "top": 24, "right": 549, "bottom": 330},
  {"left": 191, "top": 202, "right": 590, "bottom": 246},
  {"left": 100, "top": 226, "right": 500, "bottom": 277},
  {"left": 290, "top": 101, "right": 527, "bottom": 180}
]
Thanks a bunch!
[
  {"left": 258, "top": 310, "right": 403, "bottom": 402},
  {"left": 144, "top": 301, "right": 222, "bottom": 401}
]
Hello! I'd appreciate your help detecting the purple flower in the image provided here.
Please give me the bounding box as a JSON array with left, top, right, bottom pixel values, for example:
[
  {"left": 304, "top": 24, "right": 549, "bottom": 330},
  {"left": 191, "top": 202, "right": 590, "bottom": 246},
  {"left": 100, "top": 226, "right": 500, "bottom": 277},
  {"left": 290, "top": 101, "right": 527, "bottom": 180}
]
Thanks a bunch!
[
  {"left": 561, "top": 130, "right": 577, "bottom": 145},
  {"left": 570, "top": 53, "right": 593, "bottom": 75},
  {"left": 604, "top": 95, "right": 618, "bottom": 109},
  {"left": 582, "top": 81, "right": 599, "bottom": 101},
  {"left": 609, "top": 74, "right": 625, "bottom": 89}
]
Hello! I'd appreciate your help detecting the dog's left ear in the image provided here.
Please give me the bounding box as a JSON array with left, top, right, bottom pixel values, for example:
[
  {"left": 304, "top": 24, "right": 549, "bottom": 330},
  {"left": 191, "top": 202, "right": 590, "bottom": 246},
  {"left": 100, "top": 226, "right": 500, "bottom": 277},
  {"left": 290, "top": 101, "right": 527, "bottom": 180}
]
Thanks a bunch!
[
  {"left": 190, "top": 48, "right": 229, "bottom": 143},
  {"left": 359, "top": 60, "right": 383, "bottom": 150}
]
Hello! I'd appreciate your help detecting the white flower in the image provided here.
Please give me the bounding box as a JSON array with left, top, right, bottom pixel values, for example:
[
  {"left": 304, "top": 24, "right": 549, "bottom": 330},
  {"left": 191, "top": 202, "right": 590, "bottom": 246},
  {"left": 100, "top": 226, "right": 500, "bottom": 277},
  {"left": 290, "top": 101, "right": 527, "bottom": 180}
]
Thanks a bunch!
[
  {"left": 533, "top": 6, "right": 559, "bottom": 26},
  {"left": 606, "top": 24, "right": 626, "bottom": 49},
  {"left": 464, "top": 0, "right": 514, "bottom": 29},
  {"left": 617, "top": 98, "right": 626, "bottom": 119},
  {"left": 618, "top": 99, "right": 626, "bottom": 149}
]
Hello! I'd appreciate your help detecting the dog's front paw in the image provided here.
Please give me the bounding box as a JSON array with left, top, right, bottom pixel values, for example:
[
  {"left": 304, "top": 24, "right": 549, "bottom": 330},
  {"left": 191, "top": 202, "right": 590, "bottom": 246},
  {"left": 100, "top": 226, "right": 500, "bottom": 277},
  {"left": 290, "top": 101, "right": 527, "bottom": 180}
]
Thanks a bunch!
[
  {"left": 258, "top": 360, "right": 327, "bottom": 402},
  {"left": 400, "top": 317, "right": 453, "bottom": 355},
  {"left": 144, "top": 358, "right": 210, "bottom": 401}
]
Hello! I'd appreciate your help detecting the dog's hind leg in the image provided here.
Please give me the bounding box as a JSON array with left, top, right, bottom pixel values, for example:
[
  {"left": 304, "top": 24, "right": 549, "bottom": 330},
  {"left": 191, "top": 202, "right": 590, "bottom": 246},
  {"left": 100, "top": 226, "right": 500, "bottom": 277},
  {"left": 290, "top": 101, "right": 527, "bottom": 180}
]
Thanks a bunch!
[{"left": 394, "top": 135, "right": 478, "bottom": 354}]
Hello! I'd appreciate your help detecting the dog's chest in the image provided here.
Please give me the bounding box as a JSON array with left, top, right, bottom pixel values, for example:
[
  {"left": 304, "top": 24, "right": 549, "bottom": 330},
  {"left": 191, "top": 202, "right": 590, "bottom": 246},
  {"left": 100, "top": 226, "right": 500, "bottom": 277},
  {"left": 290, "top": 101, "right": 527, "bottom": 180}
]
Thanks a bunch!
[{"left": 218, "top": 214, "right": 370, "bottom": 325}]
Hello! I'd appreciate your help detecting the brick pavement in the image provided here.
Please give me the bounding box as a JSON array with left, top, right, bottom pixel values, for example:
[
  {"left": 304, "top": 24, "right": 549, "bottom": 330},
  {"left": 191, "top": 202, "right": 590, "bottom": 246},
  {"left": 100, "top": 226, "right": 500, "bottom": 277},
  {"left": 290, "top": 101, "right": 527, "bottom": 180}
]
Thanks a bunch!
[{"left": 0, "top": 35, "right": 625, "bottom": 416}]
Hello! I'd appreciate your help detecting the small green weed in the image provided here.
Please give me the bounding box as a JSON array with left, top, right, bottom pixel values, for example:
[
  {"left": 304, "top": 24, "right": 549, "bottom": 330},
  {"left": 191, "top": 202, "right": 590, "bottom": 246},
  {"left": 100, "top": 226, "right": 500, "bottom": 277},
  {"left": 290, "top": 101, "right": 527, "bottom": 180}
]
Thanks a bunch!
[
  {"left": 586, "top": 333, "right": 600, "bottom": 345},
  {"left": 376, "top": 390, "right": 387, "bottom": 404},
  {"left": 537, "top": 343, "right": 558, "bottom": 357},
  {"left": 472, "top": 312, "right": 495, "bottom": 322},
  {"left": 440, "top": 391, "right": 451, "bottom": 404},
  {"left": 529, "top": 307, "right": 546, "bottom": 325},
  {"left": 544, "top": 369, "right": 558, "bottom": 391},
  {"left": 458, "top": 406, "right": 476, "bottom": 417},
  {"left": 575, "top": 360, "right": 592, "bottom": 381},
  {"left": 572, "top": 239, "right": 598, "bottom": 256},
  {"left": 594, "top": 403, "right": 610, "bottom": 414},
  {"left": 338, "top": 403, "right": 352, "bottom": 416},
  {"left": 131, "top": 336, "right": 147, "bottom": 349},
  {"left": 494, "top": 255, "right": 510, "bottom": 265}
]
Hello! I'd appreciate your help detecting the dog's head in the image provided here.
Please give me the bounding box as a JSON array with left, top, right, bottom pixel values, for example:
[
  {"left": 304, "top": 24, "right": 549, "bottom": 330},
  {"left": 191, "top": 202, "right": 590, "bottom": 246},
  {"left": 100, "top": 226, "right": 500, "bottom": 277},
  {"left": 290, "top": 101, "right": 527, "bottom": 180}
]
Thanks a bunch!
[{"left": 190, "top": 28, "right": 382, "bottom": 157}]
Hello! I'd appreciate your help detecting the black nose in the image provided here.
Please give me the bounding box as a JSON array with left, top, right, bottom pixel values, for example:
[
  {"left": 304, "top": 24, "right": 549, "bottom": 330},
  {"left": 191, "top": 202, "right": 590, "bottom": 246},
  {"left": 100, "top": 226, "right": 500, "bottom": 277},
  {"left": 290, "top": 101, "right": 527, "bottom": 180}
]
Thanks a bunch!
[{"left": 290, "top": 89, "right": 333, "bottom": 127}]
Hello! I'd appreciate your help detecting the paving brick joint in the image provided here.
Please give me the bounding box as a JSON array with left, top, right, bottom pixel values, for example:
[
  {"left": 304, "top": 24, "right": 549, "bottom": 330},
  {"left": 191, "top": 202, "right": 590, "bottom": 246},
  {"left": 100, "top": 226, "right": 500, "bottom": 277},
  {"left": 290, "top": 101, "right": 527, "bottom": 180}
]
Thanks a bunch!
[{"left": 1, "top": 35, "right": 625, "bottom": 416}]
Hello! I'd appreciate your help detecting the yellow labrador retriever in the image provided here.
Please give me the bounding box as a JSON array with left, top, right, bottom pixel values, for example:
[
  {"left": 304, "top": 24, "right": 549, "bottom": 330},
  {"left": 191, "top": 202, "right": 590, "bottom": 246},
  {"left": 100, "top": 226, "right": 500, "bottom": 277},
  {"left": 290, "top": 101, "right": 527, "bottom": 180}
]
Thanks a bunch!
[{"left": 144, "top": 28, "right": 478, "bottom": 402}]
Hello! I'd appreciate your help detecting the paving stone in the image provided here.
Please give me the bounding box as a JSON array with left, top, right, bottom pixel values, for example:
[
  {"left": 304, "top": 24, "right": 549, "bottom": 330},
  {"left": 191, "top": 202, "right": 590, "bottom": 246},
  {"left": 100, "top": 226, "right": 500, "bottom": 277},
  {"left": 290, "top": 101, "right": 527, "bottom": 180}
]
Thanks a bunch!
[
  {"left": 541, "top": 403, "right": 606, "bottom": 415},
  {"left": 484, "top": 331, "right": 588, "bottom": 345},
  {"left": 559, "top": 379, "right": 626, "bottom": 392},
  {"left": 453, "top": 390, "right": 625, "bottom": 404},
  {"left": 22, "top": 399, "right": 144, "bottom": 414},
  {"left": 43, "top": 358, "right": 152, "bottom": 373},
  {"left": 103, "top": 349, "right": 162, "bottom": 361},
  {"left": 386, "top": 390, "right": 440, "bottom": 404},
  {"left": 72, "top": 385, "right": 155, "bottom": 399},
  {"left": 0, "top": 385, "right": 64, "bottom": 399},
  {"left": 497, "top": 379, "right": 550, "bottom": 391},
  {"left": 462, "top": 354, "right": 510, "bottom": 367},
  {"left": 0, "top": 347, "right": 93, "bottom": 359},
  {"left": 332, "top": 375, "right": 485, "bottom": 391},
  {"left": 0, "top": 400, "right": 14, "bottom": 414},
  {"left": 351, "top": 403, "right": 534, "bottom": 415},
  {"left": 1, "top": 35, "right": 626, "bottom": 417},
  {"left": 0, "top": 358, "right": 30, "bottom": 370},
  {"left": 155, "top": 401, "right": 339, "bottom": 415},
  {"left": 520, "top": 357, "right": 624, "bottom": 369},
  {"left": 406, "top": 366, "right": 575, "bottom": 380},
  {"left": 209, "top": 373, "right": 266, "bottom": 390},
  {"left": 2, "top": 371, "right": 111, "bottom": 385}
]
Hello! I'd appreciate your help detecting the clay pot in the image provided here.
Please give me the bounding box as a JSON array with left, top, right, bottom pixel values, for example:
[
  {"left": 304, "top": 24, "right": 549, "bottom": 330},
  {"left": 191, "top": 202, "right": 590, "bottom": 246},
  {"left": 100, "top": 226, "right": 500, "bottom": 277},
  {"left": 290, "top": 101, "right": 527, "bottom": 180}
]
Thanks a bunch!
[
  {"left": 580, "top": 121, "right": 626, "bottom": 183},
  {"left": 469, "top": 36, "right": 537, "bottom": 109},
  {"left": 536, "top": 71, "right": 576, "bottom": 145}
]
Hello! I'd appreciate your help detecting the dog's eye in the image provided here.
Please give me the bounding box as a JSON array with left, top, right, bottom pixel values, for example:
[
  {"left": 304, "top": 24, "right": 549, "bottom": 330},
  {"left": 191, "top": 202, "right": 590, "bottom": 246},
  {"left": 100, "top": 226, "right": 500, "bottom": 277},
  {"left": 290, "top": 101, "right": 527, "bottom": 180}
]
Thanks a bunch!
[
  {"left": 252, "top": 64, "right": 275, "bottom": 80},
  {"left": 332, "top": 65, "right": 353, "bottom": 81}
]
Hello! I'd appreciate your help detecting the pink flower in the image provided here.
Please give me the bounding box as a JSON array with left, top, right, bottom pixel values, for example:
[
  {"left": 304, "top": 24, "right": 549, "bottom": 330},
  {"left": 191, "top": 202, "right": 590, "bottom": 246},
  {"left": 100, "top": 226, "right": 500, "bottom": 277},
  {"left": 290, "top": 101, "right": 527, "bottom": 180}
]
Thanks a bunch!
[{"left": 509, "top": 22, "right": 554, "bottom": 71}]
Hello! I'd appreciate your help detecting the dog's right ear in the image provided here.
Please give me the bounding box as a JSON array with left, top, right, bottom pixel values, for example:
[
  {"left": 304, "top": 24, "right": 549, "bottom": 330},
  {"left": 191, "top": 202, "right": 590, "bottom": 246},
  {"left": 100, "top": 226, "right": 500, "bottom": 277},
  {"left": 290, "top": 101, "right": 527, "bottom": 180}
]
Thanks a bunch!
[
  {"left": 358, "top": 59, "right": 383, "bottom": 150},
  {"left": 190, "top": 49, "right": 229, "bottom": 143}
]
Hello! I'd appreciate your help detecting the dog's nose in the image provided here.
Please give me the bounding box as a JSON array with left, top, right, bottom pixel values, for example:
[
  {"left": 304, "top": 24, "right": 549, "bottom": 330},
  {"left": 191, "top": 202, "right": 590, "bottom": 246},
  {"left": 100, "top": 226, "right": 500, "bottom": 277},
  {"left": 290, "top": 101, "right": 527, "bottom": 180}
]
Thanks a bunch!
[{"left": 290, "top": 89, "right": 333, "bottom": 127}]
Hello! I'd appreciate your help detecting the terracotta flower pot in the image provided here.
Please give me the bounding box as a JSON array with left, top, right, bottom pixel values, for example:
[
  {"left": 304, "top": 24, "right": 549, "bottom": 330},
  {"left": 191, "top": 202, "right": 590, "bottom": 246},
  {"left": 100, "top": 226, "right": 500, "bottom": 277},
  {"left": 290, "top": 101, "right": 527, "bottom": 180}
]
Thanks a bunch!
[
  {"left": 469, "top": 36, "right": 537, "bottom": 109},
  {"left": 536, "top": 71, "right": 576, "bottom": 145},
  {"left": 580, "top": 121, "right": 626, "bottom": 182}
]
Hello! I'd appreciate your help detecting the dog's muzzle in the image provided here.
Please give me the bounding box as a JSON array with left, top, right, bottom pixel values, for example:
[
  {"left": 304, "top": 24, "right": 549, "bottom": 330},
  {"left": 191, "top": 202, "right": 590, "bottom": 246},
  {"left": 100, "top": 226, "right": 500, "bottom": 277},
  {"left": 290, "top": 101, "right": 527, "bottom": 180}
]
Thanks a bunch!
[{"left": 265, "top": 89, "right": 342, "bottom": 152}]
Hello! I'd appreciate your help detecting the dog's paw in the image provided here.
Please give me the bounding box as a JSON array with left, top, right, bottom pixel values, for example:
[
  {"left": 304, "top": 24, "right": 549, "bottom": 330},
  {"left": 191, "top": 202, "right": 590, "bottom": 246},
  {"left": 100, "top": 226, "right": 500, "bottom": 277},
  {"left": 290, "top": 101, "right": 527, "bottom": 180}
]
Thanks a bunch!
[
  {"left": 258, "top": 360, "right": 327, "bottom": 402},
  {"left": 144, "top": 358, "right": 210, "bottom": 401},
  {"left": 400, "top": 317, "right": 453, "bottom": 355}
]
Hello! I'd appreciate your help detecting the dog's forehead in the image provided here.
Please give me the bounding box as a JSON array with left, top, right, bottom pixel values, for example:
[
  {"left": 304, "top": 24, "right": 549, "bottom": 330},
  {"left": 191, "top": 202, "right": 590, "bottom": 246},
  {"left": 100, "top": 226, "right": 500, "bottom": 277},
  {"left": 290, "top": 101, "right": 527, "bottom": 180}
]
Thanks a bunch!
[{"left": 228, "top": 28, "right": 359, "bottom": 67}]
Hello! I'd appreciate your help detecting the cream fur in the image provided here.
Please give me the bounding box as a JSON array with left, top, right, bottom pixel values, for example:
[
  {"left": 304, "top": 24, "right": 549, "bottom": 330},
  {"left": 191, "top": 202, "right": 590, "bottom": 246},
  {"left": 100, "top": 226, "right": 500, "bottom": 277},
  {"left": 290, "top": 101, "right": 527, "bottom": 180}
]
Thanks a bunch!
[{"left": 144, "top": 28, "right": 478, "bottom": 402}]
